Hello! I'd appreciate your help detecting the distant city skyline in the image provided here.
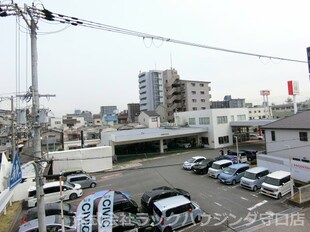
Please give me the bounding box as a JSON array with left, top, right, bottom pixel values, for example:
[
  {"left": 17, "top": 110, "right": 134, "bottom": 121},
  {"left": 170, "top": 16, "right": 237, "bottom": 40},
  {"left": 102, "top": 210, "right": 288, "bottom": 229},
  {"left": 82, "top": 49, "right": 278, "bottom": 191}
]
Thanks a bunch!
[{"left": 1, "top": 0, "right": 309, "bottom": 117}]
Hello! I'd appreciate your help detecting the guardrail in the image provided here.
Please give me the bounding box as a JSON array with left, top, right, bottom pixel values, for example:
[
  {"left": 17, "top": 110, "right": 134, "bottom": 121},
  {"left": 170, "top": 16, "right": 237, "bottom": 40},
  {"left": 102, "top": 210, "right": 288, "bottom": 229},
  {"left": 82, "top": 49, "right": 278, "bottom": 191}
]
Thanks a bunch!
[{"left": 0, "top": 188, "right": 14, "bottom": 215}]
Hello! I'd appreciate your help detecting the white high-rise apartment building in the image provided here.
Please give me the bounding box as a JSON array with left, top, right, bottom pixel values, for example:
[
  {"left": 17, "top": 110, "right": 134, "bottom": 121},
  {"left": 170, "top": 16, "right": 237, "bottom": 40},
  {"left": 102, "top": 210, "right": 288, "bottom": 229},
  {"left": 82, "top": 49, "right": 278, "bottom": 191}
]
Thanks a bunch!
[{"left": 138, "top": 70, "right": 165, "bottom": 111}]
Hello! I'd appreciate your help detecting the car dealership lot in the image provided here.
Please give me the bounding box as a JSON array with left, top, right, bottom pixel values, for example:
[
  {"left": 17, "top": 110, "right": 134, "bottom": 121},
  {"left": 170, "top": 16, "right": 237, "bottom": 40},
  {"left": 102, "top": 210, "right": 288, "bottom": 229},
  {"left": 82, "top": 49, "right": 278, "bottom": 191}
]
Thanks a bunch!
[{"left": 78, "top": 147, "right": 301, "bottom": 232}]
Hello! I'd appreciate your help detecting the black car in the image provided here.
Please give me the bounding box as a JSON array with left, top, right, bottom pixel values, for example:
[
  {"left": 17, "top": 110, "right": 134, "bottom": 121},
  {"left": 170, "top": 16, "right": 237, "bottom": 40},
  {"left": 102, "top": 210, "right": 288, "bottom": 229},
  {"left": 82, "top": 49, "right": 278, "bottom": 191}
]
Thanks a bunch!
[
  {"left": 192, "top": 159, "right": 215, "bottom": 174},
  {"left": 94, "top": 190, "right": 139, "bottom": 214},
  {"left": 141, "top": 186, "right": 191, "bottom": 214},
  {"left": 113, "top": 212, "right": 154, "bottom": 232},
  {"left": 21, "top": 202, "right": 76, "bottom": 224},
  {"left": 239, "top": 149, "right": 257, "bottom": 162}
]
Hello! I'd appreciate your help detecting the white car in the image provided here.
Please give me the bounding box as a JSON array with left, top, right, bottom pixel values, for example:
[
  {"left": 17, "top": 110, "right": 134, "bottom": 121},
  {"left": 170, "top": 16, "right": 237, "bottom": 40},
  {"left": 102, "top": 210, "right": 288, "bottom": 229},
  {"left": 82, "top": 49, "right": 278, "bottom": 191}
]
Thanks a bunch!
[
  {"left": 183, "top": 156, "right": 206, "bottom": 170},
  {"left": 249, "top": 134, "right": 264, "bottom": 140},
  {"left": 176, "top": 141, "right": 192, "bottom": 148}
]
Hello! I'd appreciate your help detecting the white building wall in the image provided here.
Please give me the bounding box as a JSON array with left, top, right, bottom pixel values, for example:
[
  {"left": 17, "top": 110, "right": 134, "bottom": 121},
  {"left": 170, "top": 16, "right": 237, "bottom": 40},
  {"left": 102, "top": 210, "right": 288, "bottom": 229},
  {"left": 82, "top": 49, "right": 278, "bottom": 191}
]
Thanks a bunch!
[
  {"left": 248, "top": 106, "right": 272, "bottom": 119},
  {"left": 265, "top": 129, "right": 310, "bottom": 159},
  {"left": 50, "top": 117, "right": 63, "bottom": 129},
  {"left": 175, "top": 108, "right": 248, "bottom": 149}
]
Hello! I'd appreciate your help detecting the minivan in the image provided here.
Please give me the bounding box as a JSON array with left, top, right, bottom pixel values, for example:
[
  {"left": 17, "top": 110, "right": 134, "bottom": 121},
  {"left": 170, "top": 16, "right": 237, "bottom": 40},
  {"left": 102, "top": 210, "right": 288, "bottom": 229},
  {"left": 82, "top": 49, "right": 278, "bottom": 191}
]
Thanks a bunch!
[
  {"left": 260, "top": 170, "right": 292, "bottom": 199},
  {"left": 153, "top": 195, "right": 202, "bottom": 232},
  {"left": 27, "top": 181, "right": 83, "bottom": 208},
  {"left": 207, "top": 160, "right": 233, "bottom": 179},
  {"left": 218, "top": 163, "right": 250, "bottom": 185},
  {"left": 66, "top": 173, "right": 97, "bottom": 189},
  {"left": 240, "top": 167, "right": 269, "bottom": 191}
]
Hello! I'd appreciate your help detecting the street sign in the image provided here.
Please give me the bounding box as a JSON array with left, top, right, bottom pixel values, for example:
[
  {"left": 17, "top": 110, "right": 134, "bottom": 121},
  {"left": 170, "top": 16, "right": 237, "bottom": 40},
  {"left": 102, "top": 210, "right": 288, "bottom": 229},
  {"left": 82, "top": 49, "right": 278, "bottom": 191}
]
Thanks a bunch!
[{"left": 9, "top": 152, "right": 22, "bottom": 189}]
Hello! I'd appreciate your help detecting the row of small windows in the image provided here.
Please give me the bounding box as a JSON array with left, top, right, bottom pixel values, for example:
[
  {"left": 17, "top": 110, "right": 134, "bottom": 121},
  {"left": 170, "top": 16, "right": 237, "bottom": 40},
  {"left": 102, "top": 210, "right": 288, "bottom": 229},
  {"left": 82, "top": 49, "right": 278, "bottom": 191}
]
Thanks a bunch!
[
  {"left": 188, "top": 115, "right": 246, "bottom": 125},
  {"left": 192, "top": 107, "right": 206, "bottom": 110},
  {"left": 271, "top": 131, "right": 308, "bottom": 142},
  {"left": 191, "top": 91, "right": 205, "bottom": 95},
  {"left": 192, "top": 99, "right": 206, "bottom": 103},
  {"left": 190, "top": 83, "right": 205, "bottom": 87}
]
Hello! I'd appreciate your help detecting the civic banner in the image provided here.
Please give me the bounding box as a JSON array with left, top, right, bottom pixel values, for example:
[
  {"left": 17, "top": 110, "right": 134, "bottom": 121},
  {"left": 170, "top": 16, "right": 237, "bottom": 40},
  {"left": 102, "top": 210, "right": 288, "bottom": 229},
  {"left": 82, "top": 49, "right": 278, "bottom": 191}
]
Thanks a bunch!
[
  {"left": 76, "top": 193, "right": 95, "bottom": 232},
  {"left": 97, "top": 190, "right": 114, "bottom": 232}
]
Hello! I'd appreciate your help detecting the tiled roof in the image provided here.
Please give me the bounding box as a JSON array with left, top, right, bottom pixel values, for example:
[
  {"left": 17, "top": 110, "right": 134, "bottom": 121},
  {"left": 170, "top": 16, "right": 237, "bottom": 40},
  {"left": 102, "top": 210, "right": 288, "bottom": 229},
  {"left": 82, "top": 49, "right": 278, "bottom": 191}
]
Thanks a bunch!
[
  {"left": 143, "top": 111, "right": 160, "bottom": 117},
  {"left": 263, "top": 110, "right": 310, "bottom": 129}
]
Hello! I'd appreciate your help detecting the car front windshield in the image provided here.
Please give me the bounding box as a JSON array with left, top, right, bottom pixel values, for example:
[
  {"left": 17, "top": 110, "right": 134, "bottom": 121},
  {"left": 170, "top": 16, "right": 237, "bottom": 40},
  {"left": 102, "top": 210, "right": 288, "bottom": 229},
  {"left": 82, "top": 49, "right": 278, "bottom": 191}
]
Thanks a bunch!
[
  {"left": 264, "top": 177, "right": 281, "bottom": 186},
  {"left": 187, "top": 158, "right": 195, "bottom": 163},
  {"left": 65, "top": 182, "right": 75, "bottom": 188},
  {"left": 244, "top": 172, "right": 256, "bottom": 180},
  {"left": 211, "top": 163, "right": 221, "bottom": 169},
  {"left": 223, "top": 167, "right": 236, "bottom": 175}
]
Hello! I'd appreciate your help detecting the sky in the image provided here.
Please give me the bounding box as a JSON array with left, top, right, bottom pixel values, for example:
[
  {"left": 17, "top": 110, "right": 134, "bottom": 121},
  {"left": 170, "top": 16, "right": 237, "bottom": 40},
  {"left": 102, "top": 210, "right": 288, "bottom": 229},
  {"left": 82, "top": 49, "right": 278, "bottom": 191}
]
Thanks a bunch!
[{"left": 1, "top": 0, "right": 310, "bottom": 118}]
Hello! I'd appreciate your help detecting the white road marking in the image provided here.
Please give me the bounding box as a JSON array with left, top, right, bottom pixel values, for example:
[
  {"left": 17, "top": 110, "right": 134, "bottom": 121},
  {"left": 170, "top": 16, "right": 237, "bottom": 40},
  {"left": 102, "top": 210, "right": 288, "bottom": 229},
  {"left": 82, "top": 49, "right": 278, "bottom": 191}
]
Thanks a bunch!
[
  {"left": 247, "top": 200, "right": 268, "bottom": 211},
  {"left": 241, "top": 197, "right": 249, "bottom": 201},
  {"left": 214, "top": 202, "right": 222, "bottom": 207},
  {"left": 251, "top": 193, "right": 259, "bottom": 198}
]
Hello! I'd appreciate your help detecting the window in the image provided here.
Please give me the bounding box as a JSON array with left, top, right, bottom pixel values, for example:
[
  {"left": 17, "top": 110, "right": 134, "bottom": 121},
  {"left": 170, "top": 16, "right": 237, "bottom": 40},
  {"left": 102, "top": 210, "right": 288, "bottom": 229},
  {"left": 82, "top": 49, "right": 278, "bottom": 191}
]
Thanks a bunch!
[
  {"left": 191, "top": 83, "right": 196, "bottom": 87},
  {"left": 191, "top": 91, "right": 196, "bottom": 94},
  {"left": 192, "top": 107, "right": 197, "bottom": 111},
  {"left": 217, "top": 116, "right": 228, "bottom": 124},
  {"left": 188, "top": 118, "right": 196, "bottom": 125},
  {"left": 218, "top": 136, "right": 229, "bottom": 144},
  {"left": 192, "top": 99, "right": 197, "bottom": 102},
  {"left": 201, "top": 99, "right": 205, "bottom": 102},
  {"left": 237, "top": 114, "right": 246, "bottom": 121},
  {"left": 201, "top": 107, "right": 206, "bottom": 110},
  {"left": 271, "top": 131, "right": 276, "bottom": 141},
  {"left": 199, "top": 83, "right": 204, "bottom": 87},
  {"left": 200, "top": 91, "right": 205, "bottom": 94},
  {"left": 299, "top": 132, "right": 308, "bottom": 142},
  {"left": 199, "top": 117, "right": 210, "bottom": 125},
  {"left": 231, "top": 115, "right": 235, "bottom": 121}
]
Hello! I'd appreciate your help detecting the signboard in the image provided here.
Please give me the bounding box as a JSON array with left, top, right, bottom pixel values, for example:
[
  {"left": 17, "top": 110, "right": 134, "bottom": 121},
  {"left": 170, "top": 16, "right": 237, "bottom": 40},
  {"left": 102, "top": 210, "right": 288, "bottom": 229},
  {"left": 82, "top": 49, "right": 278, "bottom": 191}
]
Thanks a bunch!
[
  {"left": 287, "top": 80, "right": 299, "bottom": 95},
  {"left": 260, "top": 90, "right": 270, "bottom": 96},
  {"left": 9, "top": 152, "right": 22, "bottom": 189},
  {"left": 97, "top": 190, "right": 114, "bottom": 232},
  {"left": 76, "top": 193, "right": 95, "bottom": 232},
  {"left": 307, "top": 47, "right": 310, "bottom": 80}
]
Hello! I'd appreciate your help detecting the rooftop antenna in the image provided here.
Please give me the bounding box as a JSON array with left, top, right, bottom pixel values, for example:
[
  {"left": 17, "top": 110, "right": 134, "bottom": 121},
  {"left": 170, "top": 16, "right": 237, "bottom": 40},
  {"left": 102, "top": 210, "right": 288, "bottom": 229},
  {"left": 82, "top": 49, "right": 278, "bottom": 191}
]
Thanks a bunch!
[{"left": 170, "top": 52, "right": 173, "bottom": 69}]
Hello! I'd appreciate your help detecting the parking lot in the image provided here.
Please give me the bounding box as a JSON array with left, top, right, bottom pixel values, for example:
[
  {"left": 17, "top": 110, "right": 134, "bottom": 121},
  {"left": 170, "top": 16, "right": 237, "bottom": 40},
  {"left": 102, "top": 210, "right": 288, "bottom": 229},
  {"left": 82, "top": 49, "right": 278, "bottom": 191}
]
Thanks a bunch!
[
  {"left": 70, "top": 144, "right": 303, "bottom": 232},
  {"left": 15, "top": 142, "right": 306, "bottom": 232}
]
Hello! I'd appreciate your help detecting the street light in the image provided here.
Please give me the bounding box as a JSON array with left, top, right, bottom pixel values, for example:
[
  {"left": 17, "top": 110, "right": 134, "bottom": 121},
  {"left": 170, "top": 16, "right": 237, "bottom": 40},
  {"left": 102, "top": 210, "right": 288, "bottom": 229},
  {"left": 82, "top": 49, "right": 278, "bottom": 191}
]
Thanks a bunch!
[
  {"left": 285, "top": 145, "right": 294, "bottom": 198},
  {"left": 234, "top": 136, "right": 239, "bottom": 163}
]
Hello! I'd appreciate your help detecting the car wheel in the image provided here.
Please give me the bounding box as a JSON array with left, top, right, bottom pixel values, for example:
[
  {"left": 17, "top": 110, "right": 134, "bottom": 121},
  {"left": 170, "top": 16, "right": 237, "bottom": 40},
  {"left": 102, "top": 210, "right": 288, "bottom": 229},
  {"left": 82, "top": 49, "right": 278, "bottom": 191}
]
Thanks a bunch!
[
  {"left": 232, "top": 180, "right": 236, "bottom": 185},
  {"left": 69, "top": 193, "right": 78, "bottom": 200},
  {"left": 253, "top": 185, "right": 258, "bottom": 191},
  {"left": 164, "top": 227, "right": 172, "bottom": 232},
  {"left": 277, "top": 193, "right": 282, "bottom": 199},
  {"left": 195, "top": 215, "right": 202, "bottom": 223},
  {"left": 90, "top": 182, "right": 96, "bottom": 188}
]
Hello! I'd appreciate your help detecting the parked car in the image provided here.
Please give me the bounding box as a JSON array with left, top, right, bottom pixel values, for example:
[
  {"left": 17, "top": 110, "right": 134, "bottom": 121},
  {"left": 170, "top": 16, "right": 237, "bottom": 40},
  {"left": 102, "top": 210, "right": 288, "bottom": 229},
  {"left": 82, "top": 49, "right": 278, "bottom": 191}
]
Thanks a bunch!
[
  {"left": 183, "top": 156, "right": 206, "bottom": 170},
  {"left": 260, "top": 170, "right": 292, "bottom": 199},
  {"left": 223, "top": 151, "right": 247, "bottom": 163},
  {"left": 208, "top": 159, "right": 233, "bottom": 179},
  {"left": 240, "top": 167, "right": 269, "bottom": 191},
  {"left": 93, "top": 190, "right": 139, "bottom": 214},
  {"left": 239, "top": 149, "right": 257, "bottom": 162},
  {"left": 218, "top": 163, "right": 250, "bottom": 185},
  {"left": 22, "top": 202, "right": 76, "bottom": 224},
  {"left": 19, "top": 215, "right": 75, "bottom": 232},
  {"left": 113, "top": 212, "right": 154, "bottom": 232},
  {"left": 249, "top": 134, "right": 264, "bottom": 140},
  {"left": 192, "top": 159, "right": 215, "bottom": 174},
  {"left": 27, "top": 181, "right": 83, "bottom": 208},
  {"left": 153, "top": 195, "right": 202, "bottom": 232},
  {"left": 66, "top": 173, "right": 97, "bottom": 189},
  {"left": 176, "top": 141, "right": 192, "bottom": 148},
  {"left": 60, "top": 168, "right": 87, "bottom": 178},
  {"left": 141, "top": 186, "right": 191, "bottom": 214}
]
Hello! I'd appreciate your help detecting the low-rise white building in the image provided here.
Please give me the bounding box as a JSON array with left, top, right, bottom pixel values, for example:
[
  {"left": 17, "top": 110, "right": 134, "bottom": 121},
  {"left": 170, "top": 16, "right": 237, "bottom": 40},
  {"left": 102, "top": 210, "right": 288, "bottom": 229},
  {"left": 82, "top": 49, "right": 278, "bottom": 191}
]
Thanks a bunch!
[
  {"left": 175, "top": 108, "right": 249, "bottom": 149},
  {"left": 138, "top": 111, "right": 161, "bottom": 128}
]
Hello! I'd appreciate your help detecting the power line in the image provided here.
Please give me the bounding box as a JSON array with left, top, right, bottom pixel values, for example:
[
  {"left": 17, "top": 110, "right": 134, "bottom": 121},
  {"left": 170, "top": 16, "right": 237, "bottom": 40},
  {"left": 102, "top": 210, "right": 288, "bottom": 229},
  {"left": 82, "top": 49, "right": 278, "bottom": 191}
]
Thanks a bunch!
[{"left": 24, "top": 6, "right": 308, "bottom": 65}]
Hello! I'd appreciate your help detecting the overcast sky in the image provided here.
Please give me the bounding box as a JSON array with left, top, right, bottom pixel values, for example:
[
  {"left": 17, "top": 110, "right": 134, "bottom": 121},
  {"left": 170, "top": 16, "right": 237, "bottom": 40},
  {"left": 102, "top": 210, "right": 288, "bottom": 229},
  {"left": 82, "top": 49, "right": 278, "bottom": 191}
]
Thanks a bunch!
[{"left": 1, "top": 0, "right": 310, "bottom": 117}]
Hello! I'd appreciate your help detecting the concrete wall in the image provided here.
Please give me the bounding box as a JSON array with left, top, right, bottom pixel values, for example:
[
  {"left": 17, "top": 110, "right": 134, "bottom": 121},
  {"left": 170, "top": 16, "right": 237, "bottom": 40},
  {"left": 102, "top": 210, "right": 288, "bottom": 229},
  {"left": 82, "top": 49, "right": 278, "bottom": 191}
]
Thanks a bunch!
[{"left": 46, "top": 146, "right": 112, "bottom": 174}]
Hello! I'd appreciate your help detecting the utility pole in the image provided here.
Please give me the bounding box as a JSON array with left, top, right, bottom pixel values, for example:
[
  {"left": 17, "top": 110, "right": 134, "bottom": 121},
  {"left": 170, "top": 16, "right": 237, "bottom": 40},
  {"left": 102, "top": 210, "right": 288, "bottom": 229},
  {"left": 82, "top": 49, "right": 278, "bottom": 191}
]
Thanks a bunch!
[{"left": 11, "top": 96, "right": 16, "bottom": 160}]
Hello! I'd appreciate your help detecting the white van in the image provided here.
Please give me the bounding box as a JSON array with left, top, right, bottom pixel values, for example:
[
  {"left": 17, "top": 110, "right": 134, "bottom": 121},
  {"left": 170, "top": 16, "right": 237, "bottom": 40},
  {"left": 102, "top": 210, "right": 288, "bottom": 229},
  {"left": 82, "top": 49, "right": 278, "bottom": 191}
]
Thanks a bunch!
[
  {"left": 240, "top": 167, "right": 269, "bottom": 191},
  {"left": 27, "top": 181, "right": 83, "bottom": 208},
  {"left": 153, "top": 195, "right": 202, "bottom": 232},
  {"left": 207, "top": 159, "right": 233, "bottom": 179},
  {"left": 260, "top": 170, "right": 291, "bottom": 199}
]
